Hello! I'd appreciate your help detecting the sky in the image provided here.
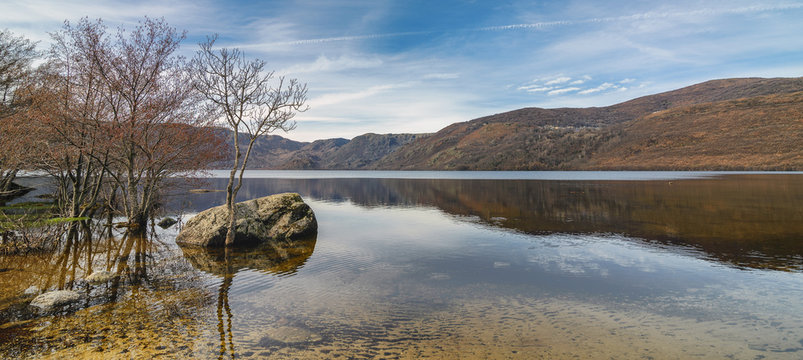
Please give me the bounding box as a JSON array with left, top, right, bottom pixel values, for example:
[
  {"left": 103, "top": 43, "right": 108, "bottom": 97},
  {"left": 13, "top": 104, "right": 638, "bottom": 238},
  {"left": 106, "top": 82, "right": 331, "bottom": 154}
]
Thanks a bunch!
[{"left": 2, "top": 0, "right": 802, "bottom": 142}]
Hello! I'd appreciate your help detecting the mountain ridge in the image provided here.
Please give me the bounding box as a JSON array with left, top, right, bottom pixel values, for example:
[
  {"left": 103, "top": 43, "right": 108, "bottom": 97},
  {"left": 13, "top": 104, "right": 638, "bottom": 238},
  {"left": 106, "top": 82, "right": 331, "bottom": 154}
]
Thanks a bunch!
[{"left": 220, "top": 77, "right": 803, "bottom": 170}]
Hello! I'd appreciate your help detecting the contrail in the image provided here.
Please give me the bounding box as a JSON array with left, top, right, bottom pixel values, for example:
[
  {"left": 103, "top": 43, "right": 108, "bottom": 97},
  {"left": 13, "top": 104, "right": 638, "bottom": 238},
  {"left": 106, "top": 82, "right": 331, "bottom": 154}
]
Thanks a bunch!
[
  {"left": 255, "top": 4, "right": 803, "bottom": 48},
  {"left": 480, "top": 4, "right": 803, "bottom": 32},
  {"left": 274, "top": 30, "right": 434, "bottom": 46}
]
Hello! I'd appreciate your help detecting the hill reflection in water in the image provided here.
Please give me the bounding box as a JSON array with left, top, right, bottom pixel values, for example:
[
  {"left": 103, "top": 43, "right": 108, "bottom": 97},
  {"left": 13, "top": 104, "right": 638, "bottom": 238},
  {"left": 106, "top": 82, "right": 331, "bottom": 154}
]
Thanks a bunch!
[{"left": 172, "top": 174, "right": 803, "bottom": 272}]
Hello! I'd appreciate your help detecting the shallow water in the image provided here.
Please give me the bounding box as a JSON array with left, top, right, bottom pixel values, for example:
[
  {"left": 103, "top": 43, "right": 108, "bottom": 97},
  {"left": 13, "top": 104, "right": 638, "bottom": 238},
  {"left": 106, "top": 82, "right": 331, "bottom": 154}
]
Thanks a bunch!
[{"left": 1, "top": 172, "right": 802, "bottom": 359}]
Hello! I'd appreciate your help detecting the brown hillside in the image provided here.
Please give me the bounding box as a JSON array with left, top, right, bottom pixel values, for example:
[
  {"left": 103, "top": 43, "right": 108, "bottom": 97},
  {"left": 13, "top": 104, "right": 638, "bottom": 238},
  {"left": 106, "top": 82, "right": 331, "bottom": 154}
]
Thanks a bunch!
[
  {"left": 373, "top": 77, "right": 803, "bottom": 170},
  {"left": 371, "top": 121, "right": 612, "bottom": 170},
  {"left": 278, "top": 133, "right": 425, "bottom": 169},
  {"left": 585, "top": 91, "right": 803, "bottom": 170},
  {"left": 609, "top": 77, "right": 803, "bottom": 118},
  {"left": 213, "top": 77, "right": 803, "bottom": 170}
]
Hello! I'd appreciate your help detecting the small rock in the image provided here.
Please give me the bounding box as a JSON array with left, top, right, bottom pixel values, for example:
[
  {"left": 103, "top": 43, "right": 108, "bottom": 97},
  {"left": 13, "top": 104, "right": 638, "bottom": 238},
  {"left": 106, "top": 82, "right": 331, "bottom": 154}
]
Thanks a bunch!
[
  {"left": 31, "top": 321, "right": 51, "bottom": 332},
  {"left": 30, "top": 290, "right": 80, "bottom": 311},
  {"left": 24, "top": 286, "right": 40, "bottom": 295},
  {"left": 86, "top": 270, "right": 116, "bottom": 284},
  {"left": 157, "top": 217, "right": 177, "bottom": 229}
]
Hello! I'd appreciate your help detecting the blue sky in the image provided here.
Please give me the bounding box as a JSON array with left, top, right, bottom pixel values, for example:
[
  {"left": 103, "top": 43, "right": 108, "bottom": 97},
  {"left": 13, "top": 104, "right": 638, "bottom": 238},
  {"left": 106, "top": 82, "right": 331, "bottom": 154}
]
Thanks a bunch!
[{"left": 2, "top": 0, "right": 802, "bottom": 141}]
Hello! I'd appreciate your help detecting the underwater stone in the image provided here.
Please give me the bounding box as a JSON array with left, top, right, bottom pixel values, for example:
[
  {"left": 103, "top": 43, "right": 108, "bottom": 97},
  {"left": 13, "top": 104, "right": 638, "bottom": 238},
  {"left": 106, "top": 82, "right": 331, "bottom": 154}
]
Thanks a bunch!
[
  {"left": 86, "top": 270, "right": 116, "bottom": 284},
  {"left": 30, "top": 290, "right": 80, "bottom": 311},
  {"left": 258, "top": 326, "right": 322, "bottom": 345}
]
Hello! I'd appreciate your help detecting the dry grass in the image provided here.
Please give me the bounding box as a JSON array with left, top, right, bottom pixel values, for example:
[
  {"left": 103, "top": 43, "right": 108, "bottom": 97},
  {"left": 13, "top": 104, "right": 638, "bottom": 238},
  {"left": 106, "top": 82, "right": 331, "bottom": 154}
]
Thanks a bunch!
[{"left": 585, "top": 91, "right": 803, "bottom": 170}]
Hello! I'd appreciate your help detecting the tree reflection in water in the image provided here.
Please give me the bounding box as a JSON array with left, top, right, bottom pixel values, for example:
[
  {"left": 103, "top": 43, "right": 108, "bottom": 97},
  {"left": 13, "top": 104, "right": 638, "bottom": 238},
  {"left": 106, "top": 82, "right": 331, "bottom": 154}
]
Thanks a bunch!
[
  {"left": 219, "top": 248, "right": 235, "bottom": 360},
  {"left": 178, "top": 235, "right": 317, "bottom": 358},
  {"left": 0, "top": 218, "right": 213, "bottom": 358}
]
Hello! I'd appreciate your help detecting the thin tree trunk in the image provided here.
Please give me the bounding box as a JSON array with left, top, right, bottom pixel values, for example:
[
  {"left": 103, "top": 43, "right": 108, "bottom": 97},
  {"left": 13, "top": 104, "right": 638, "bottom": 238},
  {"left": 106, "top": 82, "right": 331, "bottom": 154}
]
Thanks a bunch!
[
  {"left": 225, "top": 132, "right": 261, "bottom": 247},
  {"left": 225, "top": 132, "right": 241, "bottom": 246}
]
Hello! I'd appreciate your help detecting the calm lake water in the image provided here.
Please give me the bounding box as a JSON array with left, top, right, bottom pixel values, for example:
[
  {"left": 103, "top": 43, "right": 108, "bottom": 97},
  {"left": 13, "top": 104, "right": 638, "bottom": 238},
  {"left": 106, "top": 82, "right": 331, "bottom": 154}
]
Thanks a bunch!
[{"left": 1, "top": 171, "right": 802, "bottom": 359}]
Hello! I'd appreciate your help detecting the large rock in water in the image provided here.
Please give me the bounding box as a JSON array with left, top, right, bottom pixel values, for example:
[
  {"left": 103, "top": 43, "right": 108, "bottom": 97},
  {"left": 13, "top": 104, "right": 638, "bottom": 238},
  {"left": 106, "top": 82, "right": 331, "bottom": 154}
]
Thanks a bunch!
[{"left": 176, "top": 193, "right": 317, "bottom": 247}]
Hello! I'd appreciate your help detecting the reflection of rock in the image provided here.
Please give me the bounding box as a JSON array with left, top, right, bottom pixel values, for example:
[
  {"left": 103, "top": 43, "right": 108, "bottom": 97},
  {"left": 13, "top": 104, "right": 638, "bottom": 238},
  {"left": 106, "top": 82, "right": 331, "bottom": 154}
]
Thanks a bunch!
[
  {"left": 258, "top": 326, "right": 322, "bottom": 346},
  {"left": 176, "top": 193, "right": 317, "bottom": 247},
  {"left": 86, "top": 270, "right": 116, "bottom": 284},
  {"left": 30, "top": 290, "right": 80, "bottom": 311},
  {"left": 0, "top": 182, "right": 33, "bottom": 200},
  {"left": 179, "top": 235, "right": 317, "bottom": 277}
]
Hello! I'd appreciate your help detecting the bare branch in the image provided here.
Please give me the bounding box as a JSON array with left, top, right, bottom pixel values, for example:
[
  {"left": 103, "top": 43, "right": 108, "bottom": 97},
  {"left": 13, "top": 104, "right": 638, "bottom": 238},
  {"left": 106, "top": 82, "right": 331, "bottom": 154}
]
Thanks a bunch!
[{"left": 191, "top": 37, "right": 308, "bottom": 246}]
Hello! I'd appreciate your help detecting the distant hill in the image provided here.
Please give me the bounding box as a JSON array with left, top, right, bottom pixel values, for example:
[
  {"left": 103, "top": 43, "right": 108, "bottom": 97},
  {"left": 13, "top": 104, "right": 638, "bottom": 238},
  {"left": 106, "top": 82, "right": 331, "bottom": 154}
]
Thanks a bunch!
[
  {"left": 215, "top": 131, "right": 427, "bottom": 169},
  {"left": 281, "top": 133, "right": 428, "bottom": 169},
  {"left": 372, "top": 77, "right": 803, "bottom": 170},
  {"left": 209, "top": 131, "right": 306, "bottom": 169},
  {"left": 585, "top": 91, "right": 803, "bottom": 170},
  {"left": 216, "top": 77, "right": 803, "bottom": 170}
]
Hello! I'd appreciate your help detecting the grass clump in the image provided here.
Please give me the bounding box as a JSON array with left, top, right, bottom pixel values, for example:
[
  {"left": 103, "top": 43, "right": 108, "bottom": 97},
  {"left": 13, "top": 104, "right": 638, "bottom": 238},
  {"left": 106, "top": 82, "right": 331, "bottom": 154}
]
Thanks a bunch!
[{"left": 0, "top": 200, "right": 63, "bottom": 254}]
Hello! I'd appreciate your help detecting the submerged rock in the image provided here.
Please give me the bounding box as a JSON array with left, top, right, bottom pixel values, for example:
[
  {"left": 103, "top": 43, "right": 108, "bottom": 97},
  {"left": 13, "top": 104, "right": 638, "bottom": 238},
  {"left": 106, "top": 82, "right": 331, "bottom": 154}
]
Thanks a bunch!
[
  {"left": 175, "top": 193, "right": 317, "bottom": 247},
  {"left": 30, "top": 290, "right": 80, "bottom": 311},
  {"left": 157, "top": 217, "right": 177, "bottom": 229},
  {"left": 86, "top": 270, "right": 116, "bottom": 284},
  {"left": 258, "top": 326, "right": 322, "bottom": 346}
]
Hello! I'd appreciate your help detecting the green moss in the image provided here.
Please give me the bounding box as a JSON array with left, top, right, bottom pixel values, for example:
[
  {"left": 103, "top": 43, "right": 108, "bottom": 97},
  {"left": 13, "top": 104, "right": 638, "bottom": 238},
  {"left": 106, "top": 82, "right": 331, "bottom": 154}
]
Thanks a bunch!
[
  {"left": 0, "top": 202, "right": 55, "bottom": 211},
  {"left": 46, "top": 217, "right": 90, "bottom": 224}
]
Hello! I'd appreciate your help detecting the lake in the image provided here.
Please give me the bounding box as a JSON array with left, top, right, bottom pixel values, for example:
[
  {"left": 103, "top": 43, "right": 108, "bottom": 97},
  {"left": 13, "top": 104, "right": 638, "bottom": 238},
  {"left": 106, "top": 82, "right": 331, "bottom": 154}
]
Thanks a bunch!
[{"left": 1, "top": 171, "right": 802, "bottom": 359}]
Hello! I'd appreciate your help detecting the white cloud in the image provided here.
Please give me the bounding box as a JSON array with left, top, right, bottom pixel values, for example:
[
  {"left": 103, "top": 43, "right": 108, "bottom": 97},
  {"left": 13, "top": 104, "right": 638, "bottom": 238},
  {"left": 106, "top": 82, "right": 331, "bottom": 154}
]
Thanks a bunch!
[
  {"left": 248, "top": 30, "right": 432, "bottom": 49},
  {"left": 221, "top": 3, "right": 803, "bottom": 55},
  {"left": 236, "top": 3, "right": 803, "bottom": 52},
  {"left": 517, "top": 85, "right": 553, "bottom": 92},
  {"left": 292, "top": 115, "right": 363, "bottom": 124},
  {"left": 280, "top": 55, "right": 383, "bottom": 75},
  {"left": 0, "top": 0, "right": 209, "bottom": 37},
  {"left": 548, "top": 87, "right": 581, "bottom": 95},
  {"left": 620, "top": 78, "right": 636, "bottom": 84},
  {"left": 423, "top": 73, "right": 460, "bottom": 80},
  {"left": 310, "top": 83, "right": 410, "bottom": 107},
  {"left": 578, "top": 82, "right": 616, "bottom": 94},
  {"left": 545, "top": 76, "right": 572, "bottom": 85}
]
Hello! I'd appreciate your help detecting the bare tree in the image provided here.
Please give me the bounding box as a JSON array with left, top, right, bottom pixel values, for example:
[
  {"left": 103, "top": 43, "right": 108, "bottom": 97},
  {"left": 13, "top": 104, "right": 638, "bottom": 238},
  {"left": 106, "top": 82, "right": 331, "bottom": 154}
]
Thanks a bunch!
[
  {"left": 0, "top": 29, "right": 37, "bottom": 118},
  {"left": 23, "top": 28, "right": 113, "bottom": 220},
  {"left": 0, "top": 29, "right": 38, "bottom": 195},
  {"left": 51, "top": 18, "right": 223, "bottom": 228},
  {"left": 192, "top": 35, "right": 308, "bottom": 246}
]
